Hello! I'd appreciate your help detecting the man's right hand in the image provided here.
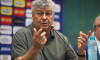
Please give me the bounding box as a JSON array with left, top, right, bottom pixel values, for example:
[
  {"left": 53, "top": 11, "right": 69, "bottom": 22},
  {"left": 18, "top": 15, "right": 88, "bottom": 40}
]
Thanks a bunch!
[
  {"left": 78, "top": 31, "right": 91, "bottom": 54},
  {"left": 33, "top": 28, "right": 47, "bottom": 50},
  {"left": 14, "top": 28, "right": 47, "bottom": 60}
]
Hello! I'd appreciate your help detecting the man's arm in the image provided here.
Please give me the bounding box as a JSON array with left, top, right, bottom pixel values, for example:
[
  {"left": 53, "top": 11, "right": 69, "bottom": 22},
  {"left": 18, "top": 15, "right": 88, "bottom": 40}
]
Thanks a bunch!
[
  {"left": 14, "top": 46, "right": 40, "bottom": 60},
  {"left": 14, "top": 28, "right": 47, "bottom": 60},
  {"left": 78, "top": 31, "right": 91, "bottom": 60}
]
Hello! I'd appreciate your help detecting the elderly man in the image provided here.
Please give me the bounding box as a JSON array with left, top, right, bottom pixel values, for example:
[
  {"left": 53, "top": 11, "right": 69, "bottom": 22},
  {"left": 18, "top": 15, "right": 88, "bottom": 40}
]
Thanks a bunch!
[
  {"left": 11, "top": 0, "right": 90, "bottom": 60},
  {"left": 92, "top": 15, "right": 100, "bottom": 60},
  {"left": 87, "top": 15, "right": 100, "bottom": 60}
]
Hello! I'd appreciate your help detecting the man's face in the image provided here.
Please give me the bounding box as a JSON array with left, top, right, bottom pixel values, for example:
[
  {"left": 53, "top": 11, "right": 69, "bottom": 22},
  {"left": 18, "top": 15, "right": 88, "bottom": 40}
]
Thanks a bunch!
[
  {"left": 32, "top": 6, "right": 54, "bottom": 31},
  {"left": 94, "top": 19, "right": 100, "bottom": 41}
]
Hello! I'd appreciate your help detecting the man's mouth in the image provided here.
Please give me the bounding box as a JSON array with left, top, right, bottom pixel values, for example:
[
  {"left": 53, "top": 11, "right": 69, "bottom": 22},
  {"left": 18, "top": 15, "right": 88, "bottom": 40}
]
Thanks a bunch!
[
  {"left": 41, "top": 23, "right": 48, "bottom": 24},
  {"left": 41, "top": 23, "right": 48, "bottom": 25}
]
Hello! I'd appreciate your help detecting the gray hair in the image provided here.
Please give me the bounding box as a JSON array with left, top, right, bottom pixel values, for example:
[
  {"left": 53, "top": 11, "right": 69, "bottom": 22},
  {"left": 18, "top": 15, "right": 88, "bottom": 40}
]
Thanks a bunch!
[
  {"left": 31, "top": 0, "right": 55, "bottom": 14},
  {"left": 93, "top": 15, "right": 100, "bottom": 30}
]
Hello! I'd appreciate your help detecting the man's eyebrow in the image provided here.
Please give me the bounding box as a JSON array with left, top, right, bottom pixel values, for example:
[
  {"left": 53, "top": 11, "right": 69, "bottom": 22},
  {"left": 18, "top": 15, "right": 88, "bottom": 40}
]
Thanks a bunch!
[
  {"left": 36, "top": 10, "right": 42, "bottom": 12},
  {"left": 47, "top": 10, "right": 53, "bottom": 11}
]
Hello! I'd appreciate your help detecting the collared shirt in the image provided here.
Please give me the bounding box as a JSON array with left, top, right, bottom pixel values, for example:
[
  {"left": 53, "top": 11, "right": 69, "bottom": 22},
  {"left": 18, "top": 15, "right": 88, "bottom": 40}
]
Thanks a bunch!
[
  {"left": 11, "top": 23, "right": 77, "bottom": 60},
  {"left": 95, "top": 37, "right": 100, "bottom": 55}
]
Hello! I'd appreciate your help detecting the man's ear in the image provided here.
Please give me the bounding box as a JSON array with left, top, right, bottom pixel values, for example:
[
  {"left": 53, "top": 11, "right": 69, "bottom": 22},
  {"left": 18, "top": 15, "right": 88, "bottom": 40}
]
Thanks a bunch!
[
  {"left": 32, "top": 14, "right": 34, "bottom": 22},
  {"left": 32, "top": 11, "right": 34, "bottom": 17},
  {"left": 32, "top": 13, "right": 33, "bottom": 17}
]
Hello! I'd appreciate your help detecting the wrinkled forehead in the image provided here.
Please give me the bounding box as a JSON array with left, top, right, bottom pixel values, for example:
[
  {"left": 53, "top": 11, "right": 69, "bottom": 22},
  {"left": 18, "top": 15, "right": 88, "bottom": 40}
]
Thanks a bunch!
[{"left": 35, "top": 6, "right": 53, "bottom": 12}]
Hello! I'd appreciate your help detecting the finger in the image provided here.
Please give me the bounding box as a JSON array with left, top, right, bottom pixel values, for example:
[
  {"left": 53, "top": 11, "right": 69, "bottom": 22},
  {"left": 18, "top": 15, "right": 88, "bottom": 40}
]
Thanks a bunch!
[
  {"left": 33, "top": 28, "right": 37, "bottom": 36},
  {"left": 41, "top": 38, "right": 47, "bottom": 45},
  {"left": 78, "top": 37, "right": 87, "bottom": 43},
  {"left": 38, "top": 32, "right": 46, "bottom": 40},
  {"left": 78, "top": 39, "right": 81, "bottom": 47},
  {"left": 79, "top": 31, "right": 83, "bottom": 37},
  {"left": 41, "top": 32, "right": 46, "bottom": 36},
  {"left": 78, "top": 40, "right": 84, "bottom": 46},
  {"left": 88, "top": 30, "right": 91, "bottom": 38},
  {"left": 78, "top": 40, "right": 83, "bottom": 50},
  {"left": 81, "top": 32, "right": 88, "bottom": 41},
  {"left": 78, "top": 40, "right": 86, "bottom": 53},
  {"left": 36, "top": 29, "right": 42, "bottom": 37},
  {"left": 40, "top": 36, "right": 46, "bottom": 42},
  {"left": 78, "top": 39, "right": 87, "bottom": 47}
]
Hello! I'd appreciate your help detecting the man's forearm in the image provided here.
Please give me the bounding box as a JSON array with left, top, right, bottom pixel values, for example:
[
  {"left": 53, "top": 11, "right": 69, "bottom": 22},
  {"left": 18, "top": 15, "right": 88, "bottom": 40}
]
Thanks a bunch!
[{"left": 14, "top": 46, "right": 40, "bottom": 60}]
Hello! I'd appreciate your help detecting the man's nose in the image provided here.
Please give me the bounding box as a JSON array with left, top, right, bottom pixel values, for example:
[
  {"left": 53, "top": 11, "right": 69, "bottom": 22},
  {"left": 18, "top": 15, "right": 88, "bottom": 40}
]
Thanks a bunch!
[{"left": 42, "top": 14, "right": 47, "bottom": 19}]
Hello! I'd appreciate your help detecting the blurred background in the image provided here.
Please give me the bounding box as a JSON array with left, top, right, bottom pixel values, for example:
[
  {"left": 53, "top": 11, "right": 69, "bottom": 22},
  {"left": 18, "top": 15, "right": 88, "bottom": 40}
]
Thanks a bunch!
[{"left": 0, "top": 0, "right": 100, "bottom": 60}]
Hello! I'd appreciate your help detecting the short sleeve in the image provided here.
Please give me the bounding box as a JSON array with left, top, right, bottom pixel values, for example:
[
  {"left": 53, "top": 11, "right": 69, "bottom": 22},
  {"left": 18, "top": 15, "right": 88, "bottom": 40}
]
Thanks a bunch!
[{"left": 11, "top": 31, "right": 28, "bottom": 59}]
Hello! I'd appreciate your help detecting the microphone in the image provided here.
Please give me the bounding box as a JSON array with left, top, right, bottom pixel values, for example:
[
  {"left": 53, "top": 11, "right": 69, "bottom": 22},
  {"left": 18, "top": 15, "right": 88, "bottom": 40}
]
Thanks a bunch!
[
  {"left": 51, "top": 26, "right": 76, "bottom": 58},
  {"left": 51, "top": 26, "right": 54, "bottom": 30}
]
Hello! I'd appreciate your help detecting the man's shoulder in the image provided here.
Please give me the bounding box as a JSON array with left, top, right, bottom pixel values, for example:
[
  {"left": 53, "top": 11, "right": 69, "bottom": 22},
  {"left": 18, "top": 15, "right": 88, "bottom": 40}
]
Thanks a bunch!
[
  {"left": 13, "top": 25, "right": 33, "bottom": 39},
  {"left": 54, "top": 31, "right": 69, "bottom": 41},
  {"left": 16, "top": 25, "right": 32, "bottom": 34},
  {"left": 55, "top": 31, "right": 67, "bottom": 39},
  {"left": 13, "top": 25, "right": 33, "bottom": 42},
  {"left": 18, "top": 27, "right": 29, "bottom": 32},
  {"left": 55, "top": 31, "right": 64, "bottom": 36}
]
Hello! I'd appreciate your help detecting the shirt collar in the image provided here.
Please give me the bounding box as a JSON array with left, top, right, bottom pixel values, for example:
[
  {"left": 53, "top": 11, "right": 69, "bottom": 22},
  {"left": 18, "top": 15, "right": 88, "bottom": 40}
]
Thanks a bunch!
[
  {"left": 50, "top": 28, "right": 55, "bottom": 38},
  {"left": 30, "top": 23, "right": 34, "bottom": 35}
]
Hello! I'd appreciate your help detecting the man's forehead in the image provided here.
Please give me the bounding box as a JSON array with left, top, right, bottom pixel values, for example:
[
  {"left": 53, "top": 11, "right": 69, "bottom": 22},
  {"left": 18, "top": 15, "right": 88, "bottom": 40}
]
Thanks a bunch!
[
  {"left": 35, "top": 6, "right": 53, "bottom": 11},
  {"left": 96, "top": 19, "right": 100, "bottom": 24}
]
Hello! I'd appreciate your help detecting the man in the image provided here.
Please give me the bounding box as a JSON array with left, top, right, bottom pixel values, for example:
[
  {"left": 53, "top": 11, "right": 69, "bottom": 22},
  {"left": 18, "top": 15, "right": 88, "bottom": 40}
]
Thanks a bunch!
[
  {"left": 74, "top": 15, "right": 100, "bottom": 60},
  {"left": 92, "top": 15, "right": 100, "bottom": 59},
  {"left": 11, "top": 0, "right": 91, "bottom": 60}
]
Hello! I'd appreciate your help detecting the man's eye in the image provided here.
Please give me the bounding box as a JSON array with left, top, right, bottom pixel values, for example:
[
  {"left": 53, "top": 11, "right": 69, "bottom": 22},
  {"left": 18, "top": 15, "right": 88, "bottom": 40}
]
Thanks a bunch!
[
  {"left": 38, "top": 12, "right": 43, "bottom": 15},
  {"left": 98, "top": 25, "right": 100, "bottom": 27},
  {"left": 46, "top": 13, "right": 51, "bottom": 16},
  {"left": 96, "top": 24, "right": 100, "bottom": 28}
]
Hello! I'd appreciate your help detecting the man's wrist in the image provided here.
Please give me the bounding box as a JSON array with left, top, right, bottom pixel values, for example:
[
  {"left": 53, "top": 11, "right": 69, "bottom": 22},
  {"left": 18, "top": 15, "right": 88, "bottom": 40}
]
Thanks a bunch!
[
  {"left": 78, "top": 50, "right": 86, "bottom": 54},
  {"left": 32, "top": 46, "right": 41, "bottom": 52},
  {"left": 77, "top": 50, "right": 86, "bottom": 57}
]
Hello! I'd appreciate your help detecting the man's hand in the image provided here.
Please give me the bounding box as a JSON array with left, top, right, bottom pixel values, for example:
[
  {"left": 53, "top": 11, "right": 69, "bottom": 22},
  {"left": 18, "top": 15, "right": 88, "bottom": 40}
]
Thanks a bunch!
[
  {"left": 78, "top": 30, "right": 91, "bottom": 54},
  {"left": 33, "top": 28, "right": 47, "bottom": 50}
]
